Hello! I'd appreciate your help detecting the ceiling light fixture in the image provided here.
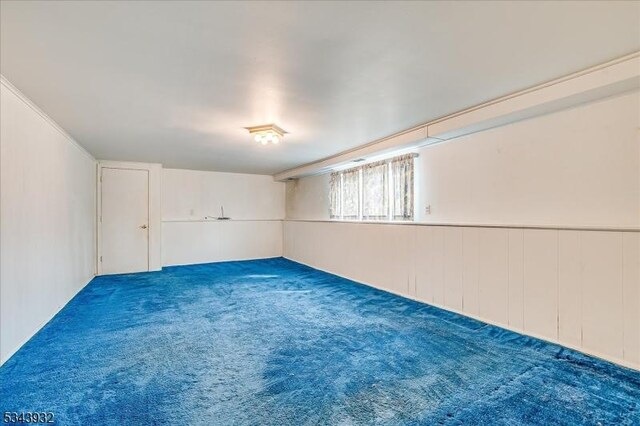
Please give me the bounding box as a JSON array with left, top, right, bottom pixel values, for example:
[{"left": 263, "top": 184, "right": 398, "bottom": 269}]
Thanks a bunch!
[{"left": 245, "top": 124, "right": 287, "bottom": 145}]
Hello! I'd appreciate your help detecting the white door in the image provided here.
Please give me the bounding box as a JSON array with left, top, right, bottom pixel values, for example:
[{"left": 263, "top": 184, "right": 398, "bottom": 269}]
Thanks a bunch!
[{"left": 100, "top": 167, "right": 149, "bottom": 274}]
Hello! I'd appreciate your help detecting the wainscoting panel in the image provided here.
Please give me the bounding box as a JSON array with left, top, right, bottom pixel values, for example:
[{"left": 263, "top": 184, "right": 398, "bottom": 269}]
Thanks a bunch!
[
  {"left": 415, "top": 226, "right": 435, "bottom": 303},
  {"left": 523, "top": 229, "right": 559, "bottom": 342},
  {"left": 507, "top": 229, "right": 524, "bottom": 331},
  {"left": 478, "top": 228, "right": 509, "bottom": 327},
  {"left": 416, "top": 226, "right": 445, "bottom": 304},
  {"left": 558, "top": 230, "right": 582, "bottom": 347},
  {"left": 356, "top": 224, "right": 414, "bottom": 297},
  {"left": 581, "top": 232, "right": 624, "bottom": 362},
  {"left": 462, "top": 228, "right": 480, "bottom": 316},
  {"left": 162, "top": 220, "right": 283, "bottom": 266},
  {"left": 622, "top": 233, "right": 639, "bottom": 365},
  {"left": 283, "top": 220, "right": 639, "bottom": 370},
  {"left": 431, "top": 227, "right": 446, "bottom": 305},
  {"left": 443, "top": 228, "right": 464, "bottom": 311}
]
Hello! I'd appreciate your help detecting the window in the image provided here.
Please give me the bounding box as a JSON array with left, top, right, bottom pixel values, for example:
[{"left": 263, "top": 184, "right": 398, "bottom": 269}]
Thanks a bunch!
[
  {"left": 341, "top": 168, "right": 360, "bottom": 219},
  {"left": 391, "top": 154, "right": 414, "bottom": 220},
  {"left": 329, "top": 154, "right": 414, "bottom": 221},
  {"left": 329, "top": 172, "right": 342, "bottom": 219},
  {"left": 362, "top": 160, "right": 388, "bottom": 220}
]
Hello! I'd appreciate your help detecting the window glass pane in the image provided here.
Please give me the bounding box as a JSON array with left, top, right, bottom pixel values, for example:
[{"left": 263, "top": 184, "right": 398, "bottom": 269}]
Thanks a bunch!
[
  {"left": 342, "top": 168, "right": 360, "bottom": 219},
  {"left": 329, "top": 172, "right": 342, "bottom": 218},
  {"left": 391, "top": 155, "right": 414, "bottom": 220},
  {"left": 362, "top": 161, "right": 388, "bottom": 220}
]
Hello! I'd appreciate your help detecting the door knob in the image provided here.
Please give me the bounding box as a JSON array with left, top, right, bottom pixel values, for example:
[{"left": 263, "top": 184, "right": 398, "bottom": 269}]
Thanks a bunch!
[{"left": 140, "top": 224, "right": 148, "bottom": 229}]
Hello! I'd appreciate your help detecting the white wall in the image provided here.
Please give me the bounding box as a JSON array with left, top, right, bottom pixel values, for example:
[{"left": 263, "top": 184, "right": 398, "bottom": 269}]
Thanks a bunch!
[
  {"left": 162, "top": 220, "right": 283, "bottom": 266},
  {"left": 163, "top": 168, "right": 285, "bottom": 221},
  {"left": 1, "top": 79, "right": 96, "bottom": 365},
  {"left": 287, "top": 92, "right": 640, "bottom": 228},
  {"left": 162, "top": 168, "right": 285, "bottom": 266},
  {"left": 416, "top": 92, "right": 639, "bottom": 227},
  {"left": 286, "top": 173, "right": 330, "bottom": 220},
  {"left": 283, "top": 92, "right": 640, "bottom": 369}
]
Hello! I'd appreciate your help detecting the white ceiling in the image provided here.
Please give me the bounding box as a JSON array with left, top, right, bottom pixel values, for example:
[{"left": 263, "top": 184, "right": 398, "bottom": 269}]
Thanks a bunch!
[{"left": 1, "top": 1, "right": 638, "bottom": 175}]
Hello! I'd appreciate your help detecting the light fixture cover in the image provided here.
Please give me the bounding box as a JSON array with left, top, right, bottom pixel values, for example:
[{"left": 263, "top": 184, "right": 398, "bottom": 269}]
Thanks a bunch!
[{"left": 245, "top": 124, "right": 287, "bottom": 144}]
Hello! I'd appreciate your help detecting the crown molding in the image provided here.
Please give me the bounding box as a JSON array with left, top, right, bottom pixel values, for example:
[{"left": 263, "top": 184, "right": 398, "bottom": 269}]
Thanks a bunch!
[{"left": 1, "top": 74, "right": 96, "bottom": 162}]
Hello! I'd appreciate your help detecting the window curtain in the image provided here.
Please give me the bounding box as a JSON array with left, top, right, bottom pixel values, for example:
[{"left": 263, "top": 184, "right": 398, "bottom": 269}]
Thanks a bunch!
[
  {"left": 391, "top": 154, "right": 414, "bottom": 220},
  {"left": 342, "top": 168, "right": 360, "bottom": 219},
  {"left": 329, "top": 172, "right": 342, "bottom": 218},
  {"left": 362, "top": 160, "right": 388, "bottom": 220}
]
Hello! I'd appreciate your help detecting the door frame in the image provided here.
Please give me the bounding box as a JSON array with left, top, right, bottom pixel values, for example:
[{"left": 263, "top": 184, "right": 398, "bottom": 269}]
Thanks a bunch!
[{"left": 96, "top": 161, "right": 163, "bottom": 275}]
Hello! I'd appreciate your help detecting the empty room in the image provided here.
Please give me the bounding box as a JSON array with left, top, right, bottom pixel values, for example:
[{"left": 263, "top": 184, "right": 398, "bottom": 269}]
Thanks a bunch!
[{"left": 1, "top": 1, "right": 639, "bottom": 425}]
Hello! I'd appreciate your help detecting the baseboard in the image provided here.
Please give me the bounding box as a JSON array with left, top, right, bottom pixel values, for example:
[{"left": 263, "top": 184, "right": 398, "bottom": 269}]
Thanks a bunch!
[{"left": 162, "top": 254, "right": 284, "bottom": 268}]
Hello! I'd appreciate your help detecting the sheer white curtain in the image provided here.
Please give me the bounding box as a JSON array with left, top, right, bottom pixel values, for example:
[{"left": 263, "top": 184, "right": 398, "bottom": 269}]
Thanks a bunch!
[
  {"left": 329, "top": 171, "right": 342, "bottom": 218},
  {"left": 362, "top": 160, "right": 388, "bottom": 220},
  {"left": 342, "top": 168, "right": 360, "bottom": 219},
  {"left": 328, "top": 154, "right": 413, "bottom": 221},
  {"left": 391, "top": 154, "right": 414, "bottom": 220}
]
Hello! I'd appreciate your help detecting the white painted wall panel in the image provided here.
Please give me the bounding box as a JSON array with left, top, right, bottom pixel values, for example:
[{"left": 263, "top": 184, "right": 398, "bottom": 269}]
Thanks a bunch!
[
  {"left": 417, "top": 93, "right": 639, "bottom": 227},
  {"left": 622, "top": 233, "right": 640, "bottom": 365},
  {"left": 443, "top": 228, "right": 463, "bottom": 311},
  {"left": 393, "top": 225, "right": 415, "bottom": 297},
  {"left": 162, "top": 168, "right": 285, "bottom": 221},
  {"left": 161, "top": 167, "right": 285, "bottom": 266},
  {"left": 431, "top": 227, "right": 445, "bottom": 305},
  {"left": 286, "top": 174, "right": 330, "bottom": 220},
  {"left": 415, "top": 226, "right": 434, "bottom": 303},
  {"left": 523, "top": 230, "right": 558, "bottom": 341},
  {"left": 316, "top": 222, "right": 341, "bottom": 276},
  {"left": 161, "top": 222, "right": 220, "bottom": 266},
  {"left": 283, "top": 219, "right": 297, "bottom": 260},
  {"left": 162, "top": 221, "right": 282, "bottom": 266},
  {"left": 329, "top": 222, "right": 358, "bottom": 280},
  {"left": 507, "top": 229, "right": 524, "bottom": 331},
  {"left": 462, "top": 228, "right": 480, "bottom": 315},
  {"left": 356, "top": 224, "right": 412, "bottom": 297},
  {"left": 581, "top": 232, "right": 624, "bottom": 362},
  {"left": 478, "top": 228, "right": 509, "bottom": 326},
  {"left": 221, "top": 221, "right": 283, "bottom": 261},
  {"left": 0, "top": 82, "right": 96, "bottom": 365},
  {"left": 558, "top": 231, "right": 582, "bottom": 347}
]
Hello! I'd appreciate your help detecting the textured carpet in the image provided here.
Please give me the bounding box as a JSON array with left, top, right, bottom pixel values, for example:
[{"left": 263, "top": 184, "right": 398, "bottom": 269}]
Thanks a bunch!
[{"left": 1, "top": 258, "right": 639, "bottom": 425}]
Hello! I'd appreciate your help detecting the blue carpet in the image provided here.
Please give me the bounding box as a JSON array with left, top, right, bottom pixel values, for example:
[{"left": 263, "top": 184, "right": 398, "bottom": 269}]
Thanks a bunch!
[{"left": 1, "top": 258, "right": 639, "bottom": 425}]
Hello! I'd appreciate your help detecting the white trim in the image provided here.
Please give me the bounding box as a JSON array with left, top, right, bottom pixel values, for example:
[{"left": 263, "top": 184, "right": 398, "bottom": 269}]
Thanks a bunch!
[
  {"left": 0, "top": 75, "right": 95, "bottom": 162},
  {"left": 274, "top": 52, "right": 640, "bottom": 181},
  {"left": 162, "top": 219, "right": 283, "bottom": 223},
  {"left": 428, "top": 51, "right": 640, "bottom": 127},
  {"left": 284, "top": 219, "right": 640, "bottom": 233},
  {"left": 427, "top": 54, "right": 640, "bottom": 140},
  {"left": 99, "top": 160, "right": 162, "bottom": 170}
]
